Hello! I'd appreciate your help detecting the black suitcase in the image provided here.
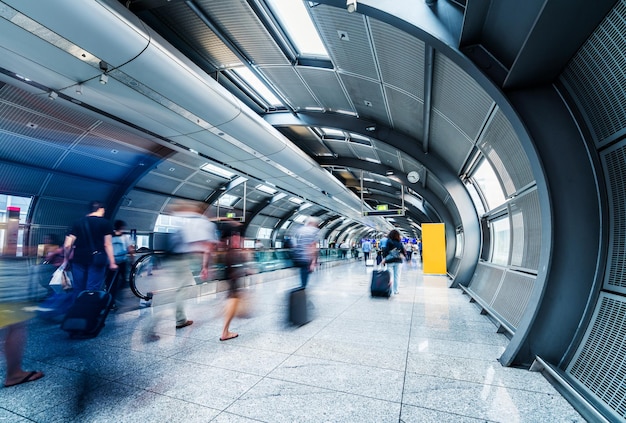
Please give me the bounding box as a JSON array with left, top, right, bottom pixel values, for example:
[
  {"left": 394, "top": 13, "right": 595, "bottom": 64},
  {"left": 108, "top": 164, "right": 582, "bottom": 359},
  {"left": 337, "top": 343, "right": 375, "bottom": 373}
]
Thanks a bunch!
[
  {"left": 370, "top": 269, "right": 391, "bottom": 297},
  {"left": 61, "top": 271, "right": 116, "bottom": 338},
  {"left": 288, "top": 287, "right": 310, "bottom": 326}
]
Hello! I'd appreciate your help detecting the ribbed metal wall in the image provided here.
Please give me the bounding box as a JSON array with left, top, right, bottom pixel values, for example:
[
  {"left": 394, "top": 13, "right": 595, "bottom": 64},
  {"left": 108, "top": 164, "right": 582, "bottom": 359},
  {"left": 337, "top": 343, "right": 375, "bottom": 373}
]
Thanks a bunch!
[
  {"left": 478, "top": 108, "right": 534, "bottom": 198},
  {"left": 491, "top": 270, "right": 535, "bottom": 329},
  {"left": 602, "top": 141, "right": 626, "bottom": 295},
  {"left": 560, "top": 2, "right": 626, "bottom": 419},
  {"left": 567, "top": 293, "right": 626, "bottom": 422},
  {"left": 561, "top": 0, "right": 626, "bottom": 147},
  {"left": 468, "top": 262, "right": 504, "bottom": 306}
]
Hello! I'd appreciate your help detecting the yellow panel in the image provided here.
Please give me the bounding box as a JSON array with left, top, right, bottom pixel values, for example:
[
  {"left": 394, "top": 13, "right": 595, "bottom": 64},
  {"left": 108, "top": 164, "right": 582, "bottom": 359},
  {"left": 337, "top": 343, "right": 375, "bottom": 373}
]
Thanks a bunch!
[{"left": 422, "top": 223, "right": 447, "bottom": 274}]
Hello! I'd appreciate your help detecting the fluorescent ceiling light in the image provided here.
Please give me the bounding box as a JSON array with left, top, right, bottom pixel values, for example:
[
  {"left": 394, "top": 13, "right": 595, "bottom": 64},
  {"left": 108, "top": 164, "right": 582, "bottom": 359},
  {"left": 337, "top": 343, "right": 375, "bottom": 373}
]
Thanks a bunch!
[
  {"left": 289, "top": 197, "right": 304, "bottom": 204},
  {"left": 215, "top": 193, "right": 239, "bottom": 207},
  {"left": 320, "top": 127, "right": 345, "bottom": 138},
  {"left": 293, "top": 215, "right": 307, "bottom": 223},
  {"left": 232, "top": 67, "right": 281, "bottom": 106},
  {"left": 266, "top": 0, "right": 329, "bottom": 58},
  {"left": 201, "top": 163, "right": 235, "bottom": 179},
  {"left": 274, "top": 193, "right": 287, "bottom": 201},
  {"left": 256, "top": 184, "right": 277, "bottom": 194},
  {"left": 299, "top": 202, "right": 312, "bottom": 211}
]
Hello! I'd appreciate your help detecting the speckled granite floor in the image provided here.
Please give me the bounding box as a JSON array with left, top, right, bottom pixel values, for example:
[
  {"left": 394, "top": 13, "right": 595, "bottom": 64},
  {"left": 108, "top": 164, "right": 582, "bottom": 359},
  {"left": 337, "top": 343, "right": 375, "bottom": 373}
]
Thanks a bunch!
[{"left": 0, "top": 260, "right": 585, "bottom": 422}]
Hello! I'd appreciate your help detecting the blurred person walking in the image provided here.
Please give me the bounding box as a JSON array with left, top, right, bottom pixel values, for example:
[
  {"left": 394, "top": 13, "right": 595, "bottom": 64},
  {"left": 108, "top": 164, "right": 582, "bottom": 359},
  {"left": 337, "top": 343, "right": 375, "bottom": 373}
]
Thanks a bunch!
[
  {"left": 146, "top": 200, "right": 216, "bottom": 341},
  {"left": 110, "top": 220, "right": 135, "bottom": 309},
  {"left": 218, "top": 219, "right": 245, "bottom": 341},
  {"left": 380, "top": 229, "right": 406, "bottom": 295},
  {"left": 1, "top": 258, "right": 44, "bottom": 387},
  {"left": 291, "top": 217, "right": 320, "bottom": 289},
  {"left": 62, "top": 201, "right": 117, "bottom": 302}
]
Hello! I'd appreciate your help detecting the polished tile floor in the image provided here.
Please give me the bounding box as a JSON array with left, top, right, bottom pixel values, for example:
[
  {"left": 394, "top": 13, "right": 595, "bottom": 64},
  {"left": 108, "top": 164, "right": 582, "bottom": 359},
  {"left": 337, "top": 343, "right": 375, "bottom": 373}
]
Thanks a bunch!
[{"left": 1, "top": 259, "right": 585, "bottom": 422}]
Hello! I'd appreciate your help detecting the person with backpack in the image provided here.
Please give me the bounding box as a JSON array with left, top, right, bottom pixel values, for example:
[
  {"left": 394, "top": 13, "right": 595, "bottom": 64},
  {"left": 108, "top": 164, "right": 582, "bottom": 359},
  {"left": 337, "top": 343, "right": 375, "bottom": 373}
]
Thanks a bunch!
[
  {"left": 380, "top": 229, "right": 407, "bottom": 295},
  {"left": 110, "top": 220, "right": 135, "bottom": 309}
]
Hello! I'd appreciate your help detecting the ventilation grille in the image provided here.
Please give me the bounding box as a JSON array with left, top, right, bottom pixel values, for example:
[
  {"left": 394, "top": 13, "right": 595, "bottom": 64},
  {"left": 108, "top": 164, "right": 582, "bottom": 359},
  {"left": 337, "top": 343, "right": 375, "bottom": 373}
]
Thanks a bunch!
[
  {"left": 429, "top": 109, "right": 474, "bottom": 174},
  {"left": 491, "top": 270, "right": 535, "bottom": 329},
  {"left": 509, "top": 188, "right": 541, "bottom": 272},
  {"left": 432, "top": 54, "right": 494, "bottom": 142},
  {"left": 567, "top": 292, "right": 626, "bottom": 421},
  {"left": 478, "top": 108, "right": 534, "bottom": 197},
  {"left": 369, "top": 19, "right": 425, "bottom": 99},
  {"left": 560, "top": 0, "right": 626, "bottom": 146},
  {"left": 260, "top": 66, "right": 318, "bottom": 108},
  {"left": 311, "top": 5, "right": 378, "bottom": 79},
  {"left": 468, "top": 262, "right": 504, "bottom": 305},
  {"left": 602, "top": 142, "right": 626, "bottom": 294},
  {"left": 195, "top": 0, "right": 289, "bottom": 66}
]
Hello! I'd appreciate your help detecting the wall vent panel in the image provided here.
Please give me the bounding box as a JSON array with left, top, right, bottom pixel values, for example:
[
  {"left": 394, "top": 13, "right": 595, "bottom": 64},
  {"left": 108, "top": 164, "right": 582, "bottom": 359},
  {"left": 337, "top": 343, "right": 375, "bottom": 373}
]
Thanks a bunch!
[
  {"left": 491, "top": 270, "right": 535, "bottom": 329},
  {"left": 509, "top": 188, "right": 541, "bottom": 272},
  {"left": 567, "top": 292, "right": 626, "bottom": 421},
  {"left": 602, "top": 141, "right": 626, "bottom": 294},
  {"left": 468, "top": 262, "right": 504, "bottom": 305}
]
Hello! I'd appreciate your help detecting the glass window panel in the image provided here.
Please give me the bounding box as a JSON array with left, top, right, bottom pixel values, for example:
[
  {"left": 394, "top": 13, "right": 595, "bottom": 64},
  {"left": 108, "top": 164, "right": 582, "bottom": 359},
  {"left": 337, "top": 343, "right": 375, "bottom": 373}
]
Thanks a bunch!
[
  {"left": 490, "top": 216, "right": 510, "bottom": 266},
  {"left": 266, "top": 0, "right": 329, "bottom": 57},
  {"left": 257, "top": 227, "right": 272, "bottom": 239},
  {"left": 472, "top": 159, "right": 505, "bottom": 211},
  {"left": 232, "top": 67, "right": 282, "bottom": 106},
  {"left": 465, "top": 181, "right": 486, "bottom": 216}
]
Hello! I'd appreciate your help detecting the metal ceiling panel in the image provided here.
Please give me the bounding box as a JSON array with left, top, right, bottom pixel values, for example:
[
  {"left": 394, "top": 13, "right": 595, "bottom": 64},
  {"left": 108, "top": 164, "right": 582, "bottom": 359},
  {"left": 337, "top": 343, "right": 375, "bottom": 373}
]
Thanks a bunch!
[
  {"left": 124, "top": 189, "right": 170, "bottom": 214},
  {"left": 74, "top": 134, "right": 146, "bottom": 167},
  {"left": 173, "top": 182, "right": 211, "bottom": 201},
  {"left": 428, "top": 109, "right": 474, "bottom": 174},
  {"left": 0, "top": 102, "right": 84, "bottom": 147},
  {"left": 30, "top": 197, "right": 86, "bottom": 227},
  {"left": 114, "top": 207, "right": 159, "bottom": 233},
  {"left": 135, "top": 172, "right": 182, "bottom": 194},
  {"left": 0, "top": 133, "right": 65, "bottom": 169},
  {"left": 339, "top": 74, "right": 390, "bottom": 126},
  {"left": 91, "top": 121, "right": 163, "bottom": 153},
  {"left": 151, "top": 2, "right": 241, "bottom": 69},
  {"left": 310, "top": 5, "right": 378, "bottom": 80},
  {"left": 349, "top": 143, "right": 379, "bottom": 163},
  {"left": 0, "top": 162, "right": 49, "bottom": 197},
  {"left": 297, "top": 67, "right": 353, "bottom": 112},
  {"left": 259, "top": 66, "right": 317, "bottom": 108},
  {"left": 1, "top": 85, "right": 98, "bottom": 130},
  {"left": 385, "top": 86, "right": 423, "bottom": 140},
  {"left": 44, "top": 174, "right": 115, "bottom": 201},
  {"left": 151, "top": 160, "right": 196, "bottom": 182},
  {"left": 425, "top": 174, "right": 450, "bottom": 204},
  {"left": 276, "top": 126, "right": 333, "bottom": 157},
  {"left": 370, "top": 19, "right": 426, "bottom": 99},
  {"left": 195, "top": 0, "right": 289, "bottom": 66},
  {"left": 58, "top": 152, "right": 131, "bottom": 183},
  {"left": 324, "top": 139, "right": 355, "bottom": 158},
  {"left": 432, "top": 54, "right": 494, "bottom": 142},
  {"left": 374, "top": 149, "right": 401, "bottom": 169}
]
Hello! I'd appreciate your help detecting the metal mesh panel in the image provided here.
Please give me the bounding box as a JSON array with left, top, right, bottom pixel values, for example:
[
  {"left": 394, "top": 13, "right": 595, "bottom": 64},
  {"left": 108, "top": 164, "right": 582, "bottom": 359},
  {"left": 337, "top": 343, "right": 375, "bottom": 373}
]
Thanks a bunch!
[
  {"left": 0, "top": 132, "right": 65, "bottom": 168},
  {"left": 259, "top": 67, "right": 318, "bottom": 108},
  {"left": 113, "top": 208, "right": 159, "bottom": 233},
  {"left": 560, "top": 0, "right": 626, "bottom": 146},
  {"left": 602, "top": 142, "right": 626, "bottom": 294},
  {"left": 385, "top": 86, "right": 423, "bottom": 141},
  {"left": 479, "top": 109, "right": 534, "bottom": 197},
  {"left": 339, "top": 74, "right": 390, "bottom": 126},
  {"left": 491, "top": 270, "right": 535, "bottom": 330},
  {"left": 31, "top": 198, "right": 89, "bottom": 227},
  {"left": 567, "top": 292, "right": 626, "bottom": 421},
  {"left": 152, "top": 2, "right": 240, "bottom": 69},
  {"left": 509, "top": 188, "right": 541, "bottom": 272},
  {"left": 369, "top": 19, "right": 425, "bottom": 99},
  {"left": 449, "top": 257, "right": 460, "bottom": 277},
  {"left": 195, "top": 0, "right": 289, "bottom": 65},
  {"left": 429, "top": 109, "right": 474, "bottom": 174},
  {"left": 468, "top": 262, "right": 504, "bottom": 305},
  {"left": 123, "top": 190, "right": 170, "bottom": 214},
  {"left": 311, "top": 5, "right": 378, "bottom": 79},
  {"left": 0, "top": 162, "right": 49, "bottom": 197},
  {"left": 432, "top": 54, "right": 494, "bottom": 142},
  {"left": 298, "top": 67, "right": 353, "bottom": 112}
]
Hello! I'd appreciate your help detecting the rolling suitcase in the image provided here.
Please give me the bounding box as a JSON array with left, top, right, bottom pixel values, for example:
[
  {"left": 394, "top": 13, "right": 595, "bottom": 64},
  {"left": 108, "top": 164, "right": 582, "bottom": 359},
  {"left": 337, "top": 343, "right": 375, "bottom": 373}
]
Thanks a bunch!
[
  {"left": 61, "top": 270, "right": 116, "bottom": 338},
  {"left": 288, "top": 287, "right": 310, "bottom": 326},
  {"left": 370, "top": 269, "right": 391, "bottom": 297}
]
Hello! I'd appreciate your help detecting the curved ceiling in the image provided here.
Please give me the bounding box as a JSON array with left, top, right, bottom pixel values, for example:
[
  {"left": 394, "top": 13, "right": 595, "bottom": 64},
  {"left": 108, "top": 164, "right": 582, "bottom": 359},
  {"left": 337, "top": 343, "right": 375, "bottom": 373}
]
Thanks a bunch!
[{"left": 1, "top": 0, "right": 606, "bottom": 255}]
